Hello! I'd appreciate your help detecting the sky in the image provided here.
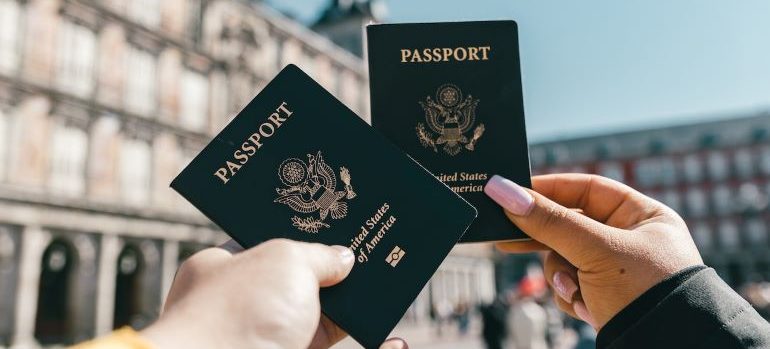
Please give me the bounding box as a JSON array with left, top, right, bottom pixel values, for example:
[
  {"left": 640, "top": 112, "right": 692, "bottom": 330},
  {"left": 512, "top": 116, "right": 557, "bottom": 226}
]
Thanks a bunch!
[{"left": 266, "top": 0, "right": 770, "bottom": 142}]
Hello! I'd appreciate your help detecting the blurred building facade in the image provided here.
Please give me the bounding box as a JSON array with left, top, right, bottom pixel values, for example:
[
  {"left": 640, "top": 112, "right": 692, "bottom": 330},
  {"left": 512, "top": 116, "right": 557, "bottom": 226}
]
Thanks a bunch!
[
  {"left": 0, "top": 0, "right": 497, "bottom": 347},
  {"left": 530, "top": 113, "right": 770, "bottom": 287}
]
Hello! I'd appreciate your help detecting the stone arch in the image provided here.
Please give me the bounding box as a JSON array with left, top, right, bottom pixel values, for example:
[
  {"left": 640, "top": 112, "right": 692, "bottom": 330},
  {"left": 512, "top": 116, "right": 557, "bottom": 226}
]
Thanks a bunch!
[
  {"left": 112, "top": 244, "right": 145, "bottom": 329},
  {"left": 112, "top": 239, "right": 162, "bottom": 330},
  {"left": 33, "top": 238, "right": 78, "bottom": 345}
]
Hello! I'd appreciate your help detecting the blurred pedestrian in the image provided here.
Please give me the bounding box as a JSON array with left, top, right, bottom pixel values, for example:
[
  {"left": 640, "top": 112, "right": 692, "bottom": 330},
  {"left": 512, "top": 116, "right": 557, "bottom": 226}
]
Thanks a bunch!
[
  {"left": 506, "top": 276, "right": 548, "bottom": 349},
  {"left": 480, "top": 295, "right": 508, "bottom": 349},
  {"left": 540, "top": 293, "right": 565, "bottom": 348},
  {"left": 453, "top": 300, "right": 471, "bottom": 335},
  {"left": 433, "top": 299, "right": 454, "bottom": 336}
]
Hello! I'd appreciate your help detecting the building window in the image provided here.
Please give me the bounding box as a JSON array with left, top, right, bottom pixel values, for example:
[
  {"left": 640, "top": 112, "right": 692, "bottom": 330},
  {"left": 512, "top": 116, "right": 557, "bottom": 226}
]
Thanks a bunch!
[
  {"left": 661, "top": 190, "right": 682, "bottom": 213},
  {"left": 660, "top": 158, "right": 678, "bottom": 186},
  {"left": 124, "top": 47, "right": 157, "bottom": 116},
  {"left": 49, "top": 124, "right": 88, "bottom": 196},
  {"left": 88, "top": 116, "right": 121, "bottom": 200},
  {"left": 760, "top": 146, "right": 770, "bottom": 176},
  {"left": 56, "top": 21, "right": 97, "bottom": 97},
  {"left": 717, "top": 221, "right": 740, "bottom": 249},
  {"left": 127, "top": 0, "right": 160, "bottom": 28},
  {"left": 120, "top": 139, "right": 152, "bottom": 205},
  {"left": 685, "top": 187, "right": 708, "bottom": 218},
  {"left": 0, "top": 0, "right": 20, "bottom": 73},
  {"left": 682, "top": 155, "right": 703, "bottom": 183},
  {"left": 737, "top": 182, "right": 767, "bottom": 213},
  {"left": 634, "top": 158, "right": 662, "bottom": 187},
  {"left": 706, "top": 151, "right": 730, "bottom": 181},
  {"left": 179, "top": 70, "right": 209, "bottom": 131},
  {"left": 597, "top": 162, "right": 625, "bottom": 182},
  {"left": 744, "top": 218, "right": 767, "bottom": 246},
  {"left": 733, "top": 148, "right": 755, "bottom": 179},
  {"left": 711, "top": 185, "right": 733, "bottom": 216}
]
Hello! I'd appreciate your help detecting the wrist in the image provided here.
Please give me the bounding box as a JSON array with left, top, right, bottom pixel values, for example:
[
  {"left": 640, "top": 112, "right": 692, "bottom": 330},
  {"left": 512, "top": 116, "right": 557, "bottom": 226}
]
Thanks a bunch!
[{"left": 141, "top": 309, "right": 283, "bottom": 349}]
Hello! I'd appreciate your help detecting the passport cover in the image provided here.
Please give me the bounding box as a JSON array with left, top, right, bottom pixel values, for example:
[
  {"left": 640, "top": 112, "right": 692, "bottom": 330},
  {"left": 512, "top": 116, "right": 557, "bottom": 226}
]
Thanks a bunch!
[
  {"left": 367, "top": 20, "right": 532, "bottom": 242},
  {"left": 170, "top": 65, "right": 477, "bottom": 349}
]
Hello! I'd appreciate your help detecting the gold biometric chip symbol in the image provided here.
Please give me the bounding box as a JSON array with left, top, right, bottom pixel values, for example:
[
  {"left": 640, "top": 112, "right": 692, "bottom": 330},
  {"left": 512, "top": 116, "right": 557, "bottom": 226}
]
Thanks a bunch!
[{"left": 386, "top": 246, "right": 406, "bottom": 267}]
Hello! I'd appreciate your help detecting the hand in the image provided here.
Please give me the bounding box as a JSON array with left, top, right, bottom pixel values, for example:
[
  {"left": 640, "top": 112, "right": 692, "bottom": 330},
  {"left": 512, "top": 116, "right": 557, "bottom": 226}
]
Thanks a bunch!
[
  {"left": 141, "top": 239, "right": 408, "bottom": 349},
  {"left": 485, "top": 174, "right": 703, "bottom": 329}
]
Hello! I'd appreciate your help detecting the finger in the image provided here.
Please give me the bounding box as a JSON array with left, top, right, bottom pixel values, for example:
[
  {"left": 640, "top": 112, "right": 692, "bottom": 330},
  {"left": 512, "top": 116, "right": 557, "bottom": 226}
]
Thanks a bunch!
[
  {"left": 380, "top": 338, "right": 409, "bottom": 349},
  {"left": 306, "top": 244, "right": 355, "bottom": 287},
  {"left": 485, "top": 175, "right": 617, "bottom": 267},
  {"left": 542, "top": 251, "right": 579, "bottom": 304},
  {"left": 495, "top": 240, "right": 550, "bottom": 253},
  {"left": 259, "top": 239, "right": 355, "bottom": 287},
  {"left": 531, "top": 173, "right": 661, "bottom": 228},
  {"left": 573, "top": 299, "right": 598, "bottom": 329},
  {"left": 553, "top": 292, "right": 595, "bottom": 329},
  {"left": 553, "top": 292, "right": 579, "bottom": 320}
]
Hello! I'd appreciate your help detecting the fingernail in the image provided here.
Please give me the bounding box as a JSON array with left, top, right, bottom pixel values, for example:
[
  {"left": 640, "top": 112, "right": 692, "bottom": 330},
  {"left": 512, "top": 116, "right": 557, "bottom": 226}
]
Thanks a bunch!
[
  {"left": 333, "top": 246, "right": 355, "bottom": 264},
  {"left": 553, "top": 271, "right": 578, "bottom": 304},
  {"left": 380, "top": 338, "right": 408, "bottom": 349},
  {"left": 484, "top": 175, "right": 534, "bottom": 216},
  {"left": 573, "top": 300, "right": 597, "bottom": 328}
]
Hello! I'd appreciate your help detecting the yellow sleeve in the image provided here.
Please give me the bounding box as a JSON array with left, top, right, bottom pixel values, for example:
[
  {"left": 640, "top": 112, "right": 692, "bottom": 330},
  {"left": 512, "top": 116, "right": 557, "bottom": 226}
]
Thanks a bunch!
[{"left": 70, "top": 327, "right": 155, "bottom": 349}]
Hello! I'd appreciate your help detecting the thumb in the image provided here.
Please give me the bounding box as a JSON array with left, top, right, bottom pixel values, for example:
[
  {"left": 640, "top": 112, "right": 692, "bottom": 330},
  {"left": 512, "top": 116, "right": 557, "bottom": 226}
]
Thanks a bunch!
[
  {"left": 302, "top": 243, "right": 356, "bottom": 287},
  {"left": 485, "top": 175, "right": 616, "bottom": 267}
]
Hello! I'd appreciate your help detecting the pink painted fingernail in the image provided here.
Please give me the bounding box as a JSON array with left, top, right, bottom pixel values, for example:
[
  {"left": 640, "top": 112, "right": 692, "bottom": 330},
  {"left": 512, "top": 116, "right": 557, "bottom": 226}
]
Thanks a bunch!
[
  {"left": 484, "top": 175, "right": 534, "bottom": 216},
  {"left": 573, "top": 300, "right": 597, "bottom": 329},
  {"left": 553, "top": 271, "right": 578, "bottom": 304}
]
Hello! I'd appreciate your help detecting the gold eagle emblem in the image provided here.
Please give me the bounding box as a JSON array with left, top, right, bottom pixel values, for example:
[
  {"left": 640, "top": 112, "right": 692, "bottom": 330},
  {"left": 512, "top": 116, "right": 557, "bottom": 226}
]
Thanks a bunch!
[
  {"left": 274, "top": 151, "right": 356, "bottom": 233},
  {"left": 417, "top": 84, "right": 485, "bottom": 156}
]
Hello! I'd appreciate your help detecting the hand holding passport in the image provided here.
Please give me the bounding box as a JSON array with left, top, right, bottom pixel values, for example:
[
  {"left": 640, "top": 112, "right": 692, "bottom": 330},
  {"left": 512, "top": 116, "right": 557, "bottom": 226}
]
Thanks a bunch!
[{"left": 171, "top": 20, "right": 531, "bottom": 348}]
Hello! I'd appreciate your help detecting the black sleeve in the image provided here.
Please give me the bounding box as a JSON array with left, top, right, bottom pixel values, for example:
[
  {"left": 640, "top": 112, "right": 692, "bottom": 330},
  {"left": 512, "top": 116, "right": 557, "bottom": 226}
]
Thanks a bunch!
[{"left": 597, "top": 266, "right": 770, "bottom": 349}]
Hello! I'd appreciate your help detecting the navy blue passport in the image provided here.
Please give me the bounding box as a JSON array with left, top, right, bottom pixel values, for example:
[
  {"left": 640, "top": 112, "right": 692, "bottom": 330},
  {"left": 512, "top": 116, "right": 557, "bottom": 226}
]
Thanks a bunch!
[
  {"left": 367, "top": 21, "right": 532, "bottom": 242},
  {"left": 170, "top": 65, "right": 476, "bottom": 348}
]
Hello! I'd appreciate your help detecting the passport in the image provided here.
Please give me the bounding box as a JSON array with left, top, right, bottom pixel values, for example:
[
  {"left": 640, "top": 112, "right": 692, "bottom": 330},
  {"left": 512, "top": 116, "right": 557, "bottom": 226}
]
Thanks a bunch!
[
  {"left": 170, "top": 65, "right": 477, "bottom": 349},
  {"left": 367, "top": 20, "right": 532, "bottom": 242}
]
